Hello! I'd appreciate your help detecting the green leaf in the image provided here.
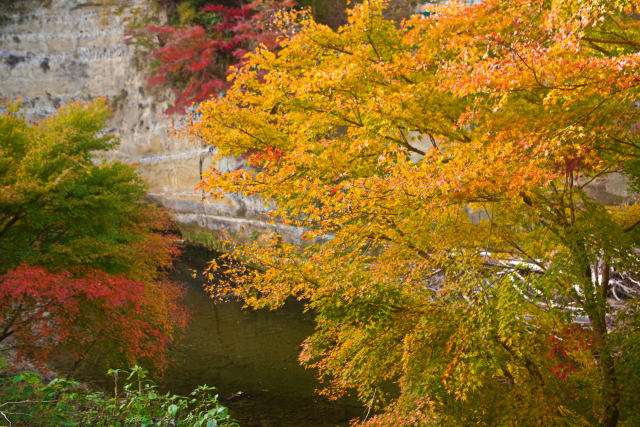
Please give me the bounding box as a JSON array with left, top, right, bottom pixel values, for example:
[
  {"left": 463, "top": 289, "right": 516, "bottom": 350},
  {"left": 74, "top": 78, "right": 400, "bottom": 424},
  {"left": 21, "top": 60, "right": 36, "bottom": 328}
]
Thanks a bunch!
[{"left": 167, "top": 404, "right": 179, "bottom": 417}]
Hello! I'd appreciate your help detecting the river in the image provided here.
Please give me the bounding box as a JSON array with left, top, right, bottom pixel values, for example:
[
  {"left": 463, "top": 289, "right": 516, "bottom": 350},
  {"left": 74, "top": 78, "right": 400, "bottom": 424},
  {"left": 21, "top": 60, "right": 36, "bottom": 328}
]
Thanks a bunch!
[{"left": 158, "top": 244, "right": 363, "bottom": 427}]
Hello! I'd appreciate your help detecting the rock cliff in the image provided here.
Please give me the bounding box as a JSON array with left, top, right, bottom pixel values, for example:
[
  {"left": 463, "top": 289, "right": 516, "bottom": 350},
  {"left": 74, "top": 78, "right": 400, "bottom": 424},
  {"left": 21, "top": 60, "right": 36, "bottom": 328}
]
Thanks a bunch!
[
  {"left": 0, "top": 0, "right": 630, "bottom": 244},
  {"left": 0, "top": 0, "right": 303, "bottom": 242}
]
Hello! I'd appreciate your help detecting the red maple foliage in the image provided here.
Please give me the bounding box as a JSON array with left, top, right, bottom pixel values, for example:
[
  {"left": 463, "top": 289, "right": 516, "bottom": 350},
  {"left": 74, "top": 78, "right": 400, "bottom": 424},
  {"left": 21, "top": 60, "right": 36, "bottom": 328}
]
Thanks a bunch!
[
  {"left": 127, "top": 1, "right": 295, "bottom": 115},
  {"left": 0, "top": 265, "right": 188, "bottom": 372},
  {"left": 547, "top": 325, "right": 592, "bottom": 383}
]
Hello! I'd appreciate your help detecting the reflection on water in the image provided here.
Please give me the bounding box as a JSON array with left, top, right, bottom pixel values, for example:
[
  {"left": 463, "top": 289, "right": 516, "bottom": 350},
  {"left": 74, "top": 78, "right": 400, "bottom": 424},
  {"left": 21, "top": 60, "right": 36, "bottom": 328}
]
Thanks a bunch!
[{"left": 160, "top": 245, "right": 363, "bottom": 427}]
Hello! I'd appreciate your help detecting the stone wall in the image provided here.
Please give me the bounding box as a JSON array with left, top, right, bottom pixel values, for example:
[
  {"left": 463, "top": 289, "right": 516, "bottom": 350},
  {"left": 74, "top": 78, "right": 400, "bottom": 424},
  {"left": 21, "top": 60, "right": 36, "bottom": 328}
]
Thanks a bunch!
[
  {"left": 0, "top": 0, "right": 631, "bottom": 245},
  {"left": 0, "top": 0, "right": 298, "bottom": 241}
]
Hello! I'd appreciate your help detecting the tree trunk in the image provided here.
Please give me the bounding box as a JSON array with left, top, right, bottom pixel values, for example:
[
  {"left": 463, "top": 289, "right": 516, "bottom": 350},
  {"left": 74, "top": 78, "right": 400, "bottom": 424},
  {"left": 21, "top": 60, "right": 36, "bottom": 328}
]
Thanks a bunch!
[
  {"left": 599, "top": 345, "right": 620, "bottom": 427},
  {"left": 590, "top": 262, "right": 619, "bottom": 427}
]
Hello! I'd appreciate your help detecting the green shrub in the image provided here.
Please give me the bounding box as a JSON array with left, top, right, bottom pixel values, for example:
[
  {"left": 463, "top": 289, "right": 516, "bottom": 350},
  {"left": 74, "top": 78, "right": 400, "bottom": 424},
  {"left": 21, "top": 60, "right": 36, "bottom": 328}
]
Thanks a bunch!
[{"left": 0, "top": 364, "right": 237, "bottom": 426}]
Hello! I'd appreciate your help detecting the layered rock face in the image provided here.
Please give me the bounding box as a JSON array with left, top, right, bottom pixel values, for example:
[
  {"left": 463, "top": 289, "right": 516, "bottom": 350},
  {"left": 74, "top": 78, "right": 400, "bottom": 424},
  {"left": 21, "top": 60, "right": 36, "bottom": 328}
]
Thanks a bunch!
[
  {"left": 0, "top": 0, "right": 303, "bottom": 241},
  {"left": 0, "top": 0, "right": 631, "bottom": 243}
]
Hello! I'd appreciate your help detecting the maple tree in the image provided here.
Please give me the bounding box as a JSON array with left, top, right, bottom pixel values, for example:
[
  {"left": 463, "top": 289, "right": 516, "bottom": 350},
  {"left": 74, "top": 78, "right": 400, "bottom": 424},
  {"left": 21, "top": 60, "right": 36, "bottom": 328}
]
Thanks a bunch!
[
  {"left": 127, "top": 0, "right": 410, "bottom": 115},
  {"left": 0, "top": 99, "right": 187, "bottom": 372},
  {"left": 0, "top": 266, "right": 184, "bottom": 372},
  {"left": 126, "top": 0, "right": 295, "bottom": 114},
  {"left": 191, "top": 0, "right": 640, "bottom": 425}
]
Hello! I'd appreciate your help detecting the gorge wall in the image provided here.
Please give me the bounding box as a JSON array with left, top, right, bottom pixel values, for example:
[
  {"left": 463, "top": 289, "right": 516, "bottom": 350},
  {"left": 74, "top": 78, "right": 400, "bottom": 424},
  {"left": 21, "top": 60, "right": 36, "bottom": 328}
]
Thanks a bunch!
[
  {"left": 0, "top": 0, "right": 303, "bottom": 242},
  {"left": 0, "top": 0, "right": 631, "bottom": 243}
]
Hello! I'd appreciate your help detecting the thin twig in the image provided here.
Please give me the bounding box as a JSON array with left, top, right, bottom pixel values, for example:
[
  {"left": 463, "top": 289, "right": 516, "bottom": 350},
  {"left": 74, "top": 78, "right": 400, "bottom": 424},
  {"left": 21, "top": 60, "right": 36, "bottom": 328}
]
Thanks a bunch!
[{"left": 361, "top": 388, "right": 377, "bottom": 425}]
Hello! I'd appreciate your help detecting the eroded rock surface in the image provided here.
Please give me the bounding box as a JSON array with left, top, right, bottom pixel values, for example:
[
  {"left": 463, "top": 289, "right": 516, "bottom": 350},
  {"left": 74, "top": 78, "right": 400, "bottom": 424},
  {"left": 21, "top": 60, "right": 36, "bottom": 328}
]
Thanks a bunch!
[
  {"left": 0, "top": 0, "right": 295, "bottom": 241},
  {"left": 0, "top": 0, "right": 630, "bottom": 245}
]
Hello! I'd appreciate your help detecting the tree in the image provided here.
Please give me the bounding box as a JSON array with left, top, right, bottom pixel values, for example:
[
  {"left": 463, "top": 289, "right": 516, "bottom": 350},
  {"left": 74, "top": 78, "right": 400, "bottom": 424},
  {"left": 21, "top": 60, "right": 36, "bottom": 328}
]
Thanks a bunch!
[
  {"left": 126, "top": 0, "right": 295, "bottom": 114},
  {"left": 127, "top": 0, "right": 415, "bottom": 115},
  {"left": 0, "top": 99, "right": 187, "bottom": 372},
  {"left": 191, "top": 0, "right": 640, "bottom": 424},
  {"left": 0, "top": 266, "right": 184, "bottom": 372}
]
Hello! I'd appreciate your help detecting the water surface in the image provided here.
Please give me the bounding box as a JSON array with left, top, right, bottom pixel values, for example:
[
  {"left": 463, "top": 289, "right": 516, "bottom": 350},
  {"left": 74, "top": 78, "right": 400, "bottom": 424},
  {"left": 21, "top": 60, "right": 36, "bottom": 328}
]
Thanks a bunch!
[{"left": 160, "top": 245, "right": 363, "bottom": 427}]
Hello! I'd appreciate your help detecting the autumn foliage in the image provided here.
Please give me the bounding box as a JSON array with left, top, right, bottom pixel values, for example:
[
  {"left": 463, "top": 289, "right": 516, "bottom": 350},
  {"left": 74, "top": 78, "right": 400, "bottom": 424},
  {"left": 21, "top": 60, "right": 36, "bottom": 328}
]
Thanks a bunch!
[
  {"left": 191, "top": 0, "right": 640, "bottom": 424},
  {"left": 0, "top": 266, "right": 184, "bottom": 372},
  {"left": 0, "top": 99, "right": 187, "bottom": 372},
  {"left": 126, "top": 0, "right": 295, "bottom": 114}
]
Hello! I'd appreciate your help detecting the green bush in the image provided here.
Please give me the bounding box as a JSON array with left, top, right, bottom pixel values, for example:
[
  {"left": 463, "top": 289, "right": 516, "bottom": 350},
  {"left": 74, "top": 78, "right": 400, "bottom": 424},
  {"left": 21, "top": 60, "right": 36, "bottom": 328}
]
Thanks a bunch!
[{"left": 0, "top": 364, "right": 237, "bottom": 426}]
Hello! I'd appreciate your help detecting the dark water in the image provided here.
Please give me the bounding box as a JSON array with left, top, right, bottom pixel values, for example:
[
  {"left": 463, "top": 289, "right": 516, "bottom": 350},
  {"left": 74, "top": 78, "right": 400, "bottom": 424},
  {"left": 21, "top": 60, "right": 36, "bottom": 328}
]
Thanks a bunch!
[{"left": 160, "top": 245, "right": 363, "bottom": 427}]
